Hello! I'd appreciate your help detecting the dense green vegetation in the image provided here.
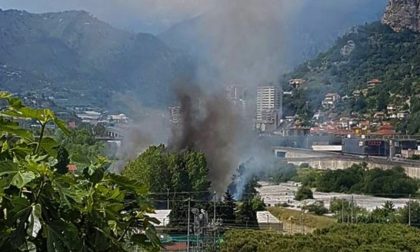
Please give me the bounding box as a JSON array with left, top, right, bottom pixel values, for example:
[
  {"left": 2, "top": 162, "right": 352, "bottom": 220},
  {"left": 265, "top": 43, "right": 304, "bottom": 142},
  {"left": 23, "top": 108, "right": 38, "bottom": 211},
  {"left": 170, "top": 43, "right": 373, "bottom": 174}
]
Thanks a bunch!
[
  {"left": 330, "top": 199, "right": 420, "bottom": 228},
  {"left": 123, "top": 146, "right": 264, "bottom": 229},
  {"left": 221, "top": 224, "right": 420, "bottom": 252},
  {"left": 294, "top": 186, "right": 314, "bottom": 201},
  {"left": 123, "top": 145, "right": 211, "bottom": 228},
  {"left": 313, "top": 164, "right": 419, "bottom": 197},
  {"left": 262, "top": 163, "right": 418, "bottom": 197},
  {"left": 0, "top": 92, "right": 159, "bottom": 251}
]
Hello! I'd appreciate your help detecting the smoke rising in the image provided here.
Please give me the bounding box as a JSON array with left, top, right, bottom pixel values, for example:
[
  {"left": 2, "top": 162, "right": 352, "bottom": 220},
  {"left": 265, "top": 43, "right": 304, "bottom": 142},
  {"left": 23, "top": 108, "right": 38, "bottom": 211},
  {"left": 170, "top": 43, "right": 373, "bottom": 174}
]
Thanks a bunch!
[
  {"left": 97, "top": 0, "right": 386, "bottom": 194},
  {"left": 166, "top": 0, "right": 303, "bottom": 194},
  {"left": 168, "top": 82, "right": 240, "bottom": 193}
]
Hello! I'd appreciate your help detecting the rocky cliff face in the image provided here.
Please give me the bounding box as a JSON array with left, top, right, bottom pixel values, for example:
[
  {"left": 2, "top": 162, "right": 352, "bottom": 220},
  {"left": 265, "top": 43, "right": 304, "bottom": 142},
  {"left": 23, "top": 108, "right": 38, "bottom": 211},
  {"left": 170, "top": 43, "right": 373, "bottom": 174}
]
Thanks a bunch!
[{"left": 382, "top": 0, "right": 420, "bottom": 32}]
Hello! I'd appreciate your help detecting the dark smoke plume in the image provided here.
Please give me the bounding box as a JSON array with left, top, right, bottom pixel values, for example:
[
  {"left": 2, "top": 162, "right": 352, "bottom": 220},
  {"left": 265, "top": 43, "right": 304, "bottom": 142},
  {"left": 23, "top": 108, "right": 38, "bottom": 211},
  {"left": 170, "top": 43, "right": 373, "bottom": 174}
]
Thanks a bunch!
[{"left": 169, "top": 83, "right": 240, "bottom": 194}]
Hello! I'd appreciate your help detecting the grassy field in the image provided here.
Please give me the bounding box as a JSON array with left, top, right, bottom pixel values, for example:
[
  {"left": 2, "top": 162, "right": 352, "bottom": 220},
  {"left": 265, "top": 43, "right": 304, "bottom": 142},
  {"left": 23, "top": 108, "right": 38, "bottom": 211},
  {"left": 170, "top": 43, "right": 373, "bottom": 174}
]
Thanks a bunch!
[{"left": 268, "top": 207, "right": 336, "bottom": 232}]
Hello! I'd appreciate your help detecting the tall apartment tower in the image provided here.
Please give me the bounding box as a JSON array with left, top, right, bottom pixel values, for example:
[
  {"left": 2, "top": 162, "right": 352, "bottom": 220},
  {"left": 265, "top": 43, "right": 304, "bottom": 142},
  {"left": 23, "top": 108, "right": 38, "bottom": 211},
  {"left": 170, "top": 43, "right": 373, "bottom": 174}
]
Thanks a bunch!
[{"left": 255, "top": 84, "right": 282, "bottom": 132}]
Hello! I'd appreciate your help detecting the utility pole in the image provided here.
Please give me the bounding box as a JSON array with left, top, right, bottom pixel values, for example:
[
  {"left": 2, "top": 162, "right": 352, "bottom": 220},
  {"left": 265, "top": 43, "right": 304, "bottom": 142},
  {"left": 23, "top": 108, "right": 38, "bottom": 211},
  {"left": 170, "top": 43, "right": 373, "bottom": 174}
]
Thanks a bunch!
[
  {"left": 213, "top": 191, "right": 216, "bottom": 223},
  {"left": 408, "top": 194, "right": 411, "bottom": 226},
  {"left": 213, "top": 191, "right": 216, "bottom": 251},
  {"left": 187, "top": 197, "right": 191, "bottom": 252},
  {"left": 300, "top": 212, "right": 304, "bottom": 233},
  {"left": 341, "top": 199, "right": 344, "bottom": 223},
  {"left": 166, "top": 188, "right": 170, "bottom": 209},
  {"left": 350, "top": 195, "right": 354, "bottom": 224}
]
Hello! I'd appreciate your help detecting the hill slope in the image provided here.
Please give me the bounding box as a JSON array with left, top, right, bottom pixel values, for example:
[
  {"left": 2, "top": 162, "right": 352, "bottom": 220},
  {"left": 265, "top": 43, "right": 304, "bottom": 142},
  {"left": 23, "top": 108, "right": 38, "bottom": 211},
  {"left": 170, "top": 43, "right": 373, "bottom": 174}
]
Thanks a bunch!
[
  {"left": 284, "top": 21, "right": 420, "bottom": 133},
  {"left": 0, "top": 9, "right": 191, "bottom": 109}
]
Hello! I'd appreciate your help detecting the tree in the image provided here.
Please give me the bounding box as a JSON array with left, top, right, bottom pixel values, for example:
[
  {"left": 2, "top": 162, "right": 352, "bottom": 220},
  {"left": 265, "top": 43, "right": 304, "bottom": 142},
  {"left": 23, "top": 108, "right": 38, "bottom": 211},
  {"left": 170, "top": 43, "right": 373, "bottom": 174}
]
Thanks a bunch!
[
  {"left": 219, "top": 190, "right": 236, "bottom": 226},
  {"left": 295, "top": 186, "right": 313, "bottom": 201},
  {"left": 303, "top": 201, "right": 328, "bottom": 215},
  {"left": 235, "top": 201, "right": 258, "bottom": 228},
  {"left": 0, "top": 92, "right": 159, "bottom": 251},
  {"left": 399, "top": 201, "right": 420, "bottom": 228},
  {"left": 251, "top": 195, "right": 266, "bottom": 211}
]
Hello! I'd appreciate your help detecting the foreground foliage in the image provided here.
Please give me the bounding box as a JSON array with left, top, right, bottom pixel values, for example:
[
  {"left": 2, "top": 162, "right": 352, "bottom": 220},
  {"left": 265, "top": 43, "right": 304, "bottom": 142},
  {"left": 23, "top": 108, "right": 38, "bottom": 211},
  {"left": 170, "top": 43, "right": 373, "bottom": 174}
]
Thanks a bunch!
[
  {"left": 0, "top": 92, "right": 159, "bottom": 251},
  {"left": 221, "top": 224, "right": 420, "bottom": 252}
]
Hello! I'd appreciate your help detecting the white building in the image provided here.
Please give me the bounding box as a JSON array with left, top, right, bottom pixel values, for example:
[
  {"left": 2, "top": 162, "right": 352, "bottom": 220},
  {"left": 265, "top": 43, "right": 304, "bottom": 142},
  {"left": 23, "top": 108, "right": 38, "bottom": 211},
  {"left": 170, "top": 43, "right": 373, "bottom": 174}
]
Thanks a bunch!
[
  {"left": 256, "top": 85, "right": 282, "bottom": 132},
  {"left": 256, "top": 211, "right": 283, "bottom": 231}
]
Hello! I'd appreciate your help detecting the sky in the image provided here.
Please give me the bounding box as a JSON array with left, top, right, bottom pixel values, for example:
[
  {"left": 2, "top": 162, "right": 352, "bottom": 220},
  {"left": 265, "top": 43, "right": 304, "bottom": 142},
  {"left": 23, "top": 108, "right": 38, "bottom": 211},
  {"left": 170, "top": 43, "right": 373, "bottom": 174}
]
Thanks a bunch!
[
  {"left": 0, "top": 0, "right": 388, "bottom": 34},
  {"left": 0, "top": 0, "right": 212, "bottom": 33}
]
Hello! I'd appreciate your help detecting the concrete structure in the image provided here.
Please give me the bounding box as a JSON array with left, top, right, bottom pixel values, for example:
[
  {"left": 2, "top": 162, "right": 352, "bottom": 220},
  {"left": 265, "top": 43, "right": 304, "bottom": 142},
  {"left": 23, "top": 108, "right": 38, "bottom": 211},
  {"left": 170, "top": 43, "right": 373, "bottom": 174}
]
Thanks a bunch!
[
  {"left": 312, "top": 145, "right": 342, "bottom": 152},
  {"left": 273, "top": 147, "right": 420, "bottom": 179},
  {"left": 255, "top": 84, "right": 282, "bottom": 132},
  {"left": 256, "top": 211, "right": 283, "bottom": 231}
]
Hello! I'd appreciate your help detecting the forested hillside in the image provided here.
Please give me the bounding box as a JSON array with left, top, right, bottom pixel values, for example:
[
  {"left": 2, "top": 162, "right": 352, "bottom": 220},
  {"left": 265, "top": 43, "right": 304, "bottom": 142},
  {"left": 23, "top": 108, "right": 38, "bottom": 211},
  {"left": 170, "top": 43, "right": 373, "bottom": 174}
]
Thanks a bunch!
[
  {"left": 0, "top": 9, "right": 191, "bottom": 108},
  {"left": 284, "top": 22, "right": 420, "bottom": 133}
]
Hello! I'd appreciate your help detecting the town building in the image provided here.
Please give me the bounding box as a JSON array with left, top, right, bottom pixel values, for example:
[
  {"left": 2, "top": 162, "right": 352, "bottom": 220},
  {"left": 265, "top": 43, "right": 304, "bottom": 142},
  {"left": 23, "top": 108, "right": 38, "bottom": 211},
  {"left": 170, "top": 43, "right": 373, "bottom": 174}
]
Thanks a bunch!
[
  {"left": 322, "top": 93, "right": 340, "bottom": 109},
  {"left": 169, "top": 105, "right": 182, "bottom": 124},
  {"left": 255, "top": 84, "right": 282, "bottom": 132},
  {"left": 107, "top": 114, "right": 129, "bottom": 124},
  {"left": 289, "top": 79, "right": 306, "bottom": 89},
  {"left": 367, "top": 79, "right": 381, "bottom": 88}
]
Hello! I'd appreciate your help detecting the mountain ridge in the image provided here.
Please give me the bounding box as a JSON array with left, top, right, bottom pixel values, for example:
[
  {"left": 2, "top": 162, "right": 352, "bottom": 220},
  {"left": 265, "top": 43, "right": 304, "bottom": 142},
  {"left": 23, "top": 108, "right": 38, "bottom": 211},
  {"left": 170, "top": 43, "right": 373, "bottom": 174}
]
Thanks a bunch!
[{"left": 0, "top": 9, "right": 191, "bottom": 109}]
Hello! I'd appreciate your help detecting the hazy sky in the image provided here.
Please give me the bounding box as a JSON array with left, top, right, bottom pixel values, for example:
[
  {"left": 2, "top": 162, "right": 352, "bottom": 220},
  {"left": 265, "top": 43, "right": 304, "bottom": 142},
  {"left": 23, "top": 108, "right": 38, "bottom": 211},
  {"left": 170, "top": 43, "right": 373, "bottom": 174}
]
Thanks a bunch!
[
  {"left": 0, "top": 0, "right": 387, "bottom": 34},
  {"left": 0, "top": 0, "right": 212, "bottom": 33}
]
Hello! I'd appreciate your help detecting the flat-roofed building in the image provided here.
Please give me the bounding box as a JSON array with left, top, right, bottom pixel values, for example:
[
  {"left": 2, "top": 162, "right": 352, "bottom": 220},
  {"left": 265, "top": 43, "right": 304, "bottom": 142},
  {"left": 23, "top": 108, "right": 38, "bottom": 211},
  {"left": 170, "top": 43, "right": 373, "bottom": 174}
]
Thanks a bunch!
[
  {"left": 256, "top": 211, "right": 283, "bottom": 231},
  {"left": 256, "top": 84, "right": 282, "bottom": 132}
]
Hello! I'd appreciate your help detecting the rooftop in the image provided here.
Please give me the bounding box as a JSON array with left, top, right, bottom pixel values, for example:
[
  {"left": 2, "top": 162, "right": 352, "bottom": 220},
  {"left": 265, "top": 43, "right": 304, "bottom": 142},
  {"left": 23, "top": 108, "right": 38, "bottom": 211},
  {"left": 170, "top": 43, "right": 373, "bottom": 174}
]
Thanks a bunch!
[{"left": 256, "top": 211, "right": 281, "bottom": 224}]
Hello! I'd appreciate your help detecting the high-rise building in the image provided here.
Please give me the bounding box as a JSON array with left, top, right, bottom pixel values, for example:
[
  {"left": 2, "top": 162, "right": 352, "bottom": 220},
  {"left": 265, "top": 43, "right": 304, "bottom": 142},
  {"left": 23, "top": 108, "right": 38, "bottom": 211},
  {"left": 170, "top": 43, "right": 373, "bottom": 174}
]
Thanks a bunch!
[
  {"left": 169, "top": 105, "right": 182, "bottom": 125},
  {"left": 255, "top": 84, "right": 282, "bottom": 132}
]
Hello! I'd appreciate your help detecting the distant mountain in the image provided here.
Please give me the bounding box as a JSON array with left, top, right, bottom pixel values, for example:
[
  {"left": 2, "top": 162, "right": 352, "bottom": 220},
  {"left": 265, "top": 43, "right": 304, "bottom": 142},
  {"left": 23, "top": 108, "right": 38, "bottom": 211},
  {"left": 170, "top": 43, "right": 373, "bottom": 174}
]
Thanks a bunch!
[
  {"left": 159, "top": 0, "right": 387, "bottom": 71},
  {"left": 0, "top": 9, "right": 191, "bottom": 109}
]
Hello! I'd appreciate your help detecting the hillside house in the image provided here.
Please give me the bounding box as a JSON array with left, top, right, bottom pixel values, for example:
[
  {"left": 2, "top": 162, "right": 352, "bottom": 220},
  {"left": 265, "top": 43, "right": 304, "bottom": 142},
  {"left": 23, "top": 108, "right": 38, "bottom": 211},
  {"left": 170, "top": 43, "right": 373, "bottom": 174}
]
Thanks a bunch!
[
  {"left": 367, "top": 79, "right": 381, "bottom": 88},
  {"left": 289, "top": 79, "right": 306, "bottom": 88},
  {"left": 322, "top": 93, "right": 340, "bottom": 108}
]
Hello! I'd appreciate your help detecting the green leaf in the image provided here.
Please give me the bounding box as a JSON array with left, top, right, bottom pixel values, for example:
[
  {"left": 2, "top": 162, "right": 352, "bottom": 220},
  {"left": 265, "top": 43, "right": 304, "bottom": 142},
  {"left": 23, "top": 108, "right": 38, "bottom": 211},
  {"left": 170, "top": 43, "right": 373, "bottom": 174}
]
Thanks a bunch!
[
  {"left": 6, "top": 97, "right": 24, "bottom": 109},
  {"left": 8, "top": 196, "right": 31, "bottom": 224},
  {"left": 0, "top": 160, "right": 18, "bottom": 177},
  {"left": 0, "top": 91, "right": 11, "bottom": 99},
  {"left": 0, "top": 118, "right": 33, "bottom": 140},
  {"left": 2, "top": 107, "right": 55, "bottom": 124},
  {"left": 39, "top": 137, "right": 59, "bottom": 156},
  {"left": 11, "top": 171, "right": 36, "bottom": 189},
  {"left": 53, "top": 118, "right": 70, "bottom": 136},
  {"left": 46, "top": 221, "right": 82, "bottom": 252},
  {"left": 144, "top": 225, "right": 160, "bottom": 248}
]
